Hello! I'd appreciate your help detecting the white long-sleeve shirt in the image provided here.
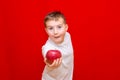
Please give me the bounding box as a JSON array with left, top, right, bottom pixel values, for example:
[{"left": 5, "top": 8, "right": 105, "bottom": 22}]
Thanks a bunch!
[{"left": 42, "top": 32, "right": 74, "bottom": 80}]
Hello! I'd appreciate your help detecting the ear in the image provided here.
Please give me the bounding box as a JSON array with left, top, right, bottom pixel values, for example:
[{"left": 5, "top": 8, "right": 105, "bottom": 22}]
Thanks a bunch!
[
  {"left": 65, "top": 24, "right": 68, "bottom": 31},
  {"left": 45, "top": 28, "right": 48, "bottom": 34}
]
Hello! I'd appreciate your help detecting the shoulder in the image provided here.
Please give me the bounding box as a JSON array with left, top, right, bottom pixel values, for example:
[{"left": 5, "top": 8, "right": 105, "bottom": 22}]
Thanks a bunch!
[
  {"left": 66, "top": 32, "right": 72, "bottom": 38},
  {"left": 42, "top": 39, "right": 54, "bottom": 50},
  {"left": 65, "top": 32, "right": 72, "bottom": 40},
  {"left": 66, "top": 32, "right": 70, "bottom": 36},
  {"left": 42, "top": 39, "right": 56, "bottom": 57}
]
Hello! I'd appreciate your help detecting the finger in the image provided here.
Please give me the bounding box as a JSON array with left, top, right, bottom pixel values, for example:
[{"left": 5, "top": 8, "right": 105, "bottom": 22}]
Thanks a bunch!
[
  {"left": 56, "top": 58, "right": 61, "bottom": 67},
  {"left": 44, "top": 58, "right": 48, "bottom": 64},
  {"left": 44, "top": 58, "right": 51, "bottom": 67},
  {"left": 58, "top": 58, "right": 62, "bottom": 66},
  {"left": 54, "top": 59, "right": 59, "bottom": 67},
  {"left": 44, "top": 58, "right": 47, "bottom": 64},
  {"left": 54, "top": 58, "right": 61, "bottom": 67},
  {"left": 49, "top": 60, "right": 56, "bottom": 67}
]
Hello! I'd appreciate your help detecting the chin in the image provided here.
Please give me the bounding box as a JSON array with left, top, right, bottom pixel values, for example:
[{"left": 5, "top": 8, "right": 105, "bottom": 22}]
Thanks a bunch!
[{"left": 55, "top": 40, "right": 63, "bottom": 44}]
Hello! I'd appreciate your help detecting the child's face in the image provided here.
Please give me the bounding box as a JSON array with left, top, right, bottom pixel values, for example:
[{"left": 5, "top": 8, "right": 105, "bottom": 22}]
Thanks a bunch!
[{"left": 45, "top": 18, "right": 68, "bottom": 44}]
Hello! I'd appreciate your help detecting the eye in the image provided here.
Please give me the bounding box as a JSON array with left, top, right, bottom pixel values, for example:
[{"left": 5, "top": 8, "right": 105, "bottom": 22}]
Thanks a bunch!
[
  {"left": 48, "top": 27, "right": 53, "bottom": 30},
  {"left": 57, "top": 26, "right": 62, "bottom": 29}
]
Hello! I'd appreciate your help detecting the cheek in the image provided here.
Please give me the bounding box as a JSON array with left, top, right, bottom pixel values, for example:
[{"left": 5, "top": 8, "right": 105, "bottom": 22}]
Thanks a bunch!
[
  {"left": 60, "top": 30, "right": 66, "bottom": 35},
  {"left": 48, "top": 33, "right": 53, "bottom": 37},
  {"left": 47, "top": 30, "right": 53, "bottom": 35},
  {"left": 58, "top": 28, "right": 65, "bottom": 32}
]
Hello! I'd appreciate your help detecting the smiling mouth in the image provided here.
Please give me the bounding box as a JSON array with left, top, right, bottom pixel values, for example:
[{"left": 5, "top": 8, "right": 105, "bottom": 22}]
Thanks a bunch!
[{"left": 54, "top": 36, "right": 60, "bottom": 38}]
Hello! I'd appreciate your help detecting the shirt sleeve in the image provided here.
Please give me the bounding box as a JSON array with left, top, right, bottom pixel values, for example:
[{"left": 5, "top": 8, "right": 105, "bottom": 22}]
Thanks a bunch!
[{"left": 42, "top": 40, "right": 55, "bottom": 58}]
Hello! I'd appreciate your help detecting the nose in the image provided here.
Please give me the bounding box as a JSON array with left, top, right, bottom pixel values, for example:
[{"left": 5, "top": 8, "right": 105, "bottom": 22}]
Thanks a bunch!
[{"left": 54, "top": 28, "right": 58, "bottom": 34}]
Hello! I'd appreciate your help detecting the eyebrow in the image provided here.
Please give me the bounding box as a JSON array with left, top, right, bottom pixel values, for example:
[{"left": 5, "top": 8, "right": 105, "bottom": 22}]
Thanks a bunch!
[
  {"left": 46, "top": 26, "right": 53, "bottom": 28},
  {"left": 56, "top": 23, "right": 63, "bottom": 26},
  {"left": 47, "top": 23, "right": 63, "bottom": 28}
]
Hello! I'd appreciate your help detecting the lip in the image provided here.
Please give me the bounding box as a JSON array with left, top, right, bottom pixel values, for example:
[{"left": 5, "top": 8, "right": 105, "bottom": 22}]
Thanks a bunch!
[{"left": 54, "top": 36, "right": 60, "bottom": 38}]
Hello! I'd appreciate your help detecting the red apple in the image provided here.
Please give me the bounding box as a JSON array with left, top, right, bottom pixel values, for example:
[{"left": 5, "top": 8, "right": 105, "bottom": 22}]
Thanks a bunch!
[{"left": 46, "top": 50, "right": 62, "bottom": 64}]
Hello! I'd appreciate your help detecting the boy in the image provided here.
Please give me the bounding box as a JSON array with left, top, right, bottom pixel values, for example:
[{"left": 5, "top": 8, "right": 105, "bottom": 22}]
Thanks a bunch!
[{"left": 42, "top": 11, "right": 74, "bottom": 80}]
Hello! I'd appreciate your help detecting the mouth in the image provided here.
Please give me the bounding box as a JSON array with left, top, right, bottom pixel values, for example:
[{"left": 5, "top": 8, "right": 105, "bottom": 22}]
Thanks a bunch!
[{"left": 54, "top": 36, "right": 60, "bottom": 38}]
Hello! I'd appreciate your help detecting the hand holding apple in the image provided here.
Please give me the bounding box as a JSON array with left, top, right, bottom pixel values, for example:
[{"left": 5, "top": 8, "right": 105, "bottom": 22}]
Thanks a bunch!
[
  {"left": 44, "top": 58, "right": 62, "bottom": 69},
  {"left": 46, "top": 50, "right": 62, "bottom": 64}
]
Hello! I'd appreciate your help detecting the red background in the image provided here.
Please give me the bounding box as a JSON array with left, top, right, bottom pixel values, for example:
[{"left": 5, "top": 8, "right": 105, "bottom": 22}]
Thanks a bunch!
[{"left": 0, "top": 0, "right": 120, "bottom": 80}]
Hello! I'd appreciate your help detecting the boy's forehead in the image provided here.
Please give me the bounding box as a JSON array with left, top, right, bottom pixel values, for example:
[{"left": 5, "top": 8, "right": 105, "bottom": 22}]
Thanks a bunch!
[
  {"left": 48, "top": 17, "right": 64, "bottom": 22},
  {"left": 46, "top": 18, "right": 65, "bottom": 26}
]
